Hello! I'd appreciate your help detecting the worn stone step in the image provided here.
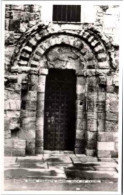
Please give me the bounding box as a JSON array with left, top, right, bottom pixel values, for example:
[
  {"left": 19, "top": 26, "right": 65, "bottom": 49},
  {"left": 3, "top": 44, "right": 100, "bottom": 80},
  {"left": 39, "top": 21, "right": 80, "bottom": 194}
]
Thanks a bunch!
[
  {"left": 65, "top": 167, "right": 118, "bottom": 180},
  {"left": 5, "top": 167, "right": 67, "bottom": 179}
]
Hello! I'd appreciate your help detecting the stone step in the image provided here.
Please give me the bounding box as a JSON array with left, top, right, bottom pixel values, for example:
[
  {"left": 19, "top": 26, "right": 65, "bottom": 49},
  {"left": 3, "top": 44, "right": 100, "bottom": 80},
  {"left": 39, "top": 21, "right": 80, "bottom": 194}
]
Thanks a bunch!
[
  {"left": 71, "top": 156, "right": 98, "bottom": 165},
  {"left": 5, "top": 167, "right": 67, "bottom": 179},
  {"left": 65, "top": 167, "right": 118, "bottom": 180}
]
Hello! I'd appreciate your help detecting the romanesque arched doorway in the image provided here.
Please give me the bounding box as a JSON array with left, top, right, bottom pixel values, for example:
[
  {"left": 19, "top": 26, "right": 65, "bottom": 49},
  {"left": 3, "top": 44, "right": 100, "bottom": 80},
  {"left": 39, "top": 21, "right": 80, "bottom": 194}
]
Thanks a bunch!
[{"left": 8, "top": 23, "right": 114, "bottom": 156}]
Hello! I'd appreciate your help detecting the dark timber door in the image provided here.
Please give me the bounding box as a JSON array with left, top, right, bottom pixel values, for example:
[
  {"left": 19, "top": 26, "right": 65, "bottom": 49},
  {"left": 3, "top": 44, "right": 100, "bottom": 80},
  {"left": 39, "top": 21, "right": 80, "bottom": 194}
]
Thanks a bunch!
[{"left": 44, "top": 69, "right": 76, "bottom": 151}]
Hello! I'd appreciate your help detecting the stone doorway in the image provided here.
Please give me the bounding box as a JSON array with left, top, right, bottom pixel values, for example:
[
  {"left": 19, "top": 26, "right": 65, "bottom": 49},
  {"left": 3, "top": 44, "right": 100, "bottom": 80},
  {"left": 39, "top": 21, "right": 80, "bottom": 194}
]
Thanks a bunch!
[{"left": 44, "top": 69, "right": 76, "bottom": 151}]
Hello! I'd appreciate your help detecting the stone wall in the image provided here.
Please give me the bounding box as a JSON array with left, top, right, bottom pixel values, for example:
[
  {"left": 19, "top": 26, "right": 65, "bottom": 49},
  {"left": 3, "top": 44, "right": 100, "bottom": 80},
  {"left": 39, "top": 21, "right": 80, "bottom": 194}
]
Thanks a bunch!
[{"left": 4, "top": 4, "right": 119, "bottom": 158}]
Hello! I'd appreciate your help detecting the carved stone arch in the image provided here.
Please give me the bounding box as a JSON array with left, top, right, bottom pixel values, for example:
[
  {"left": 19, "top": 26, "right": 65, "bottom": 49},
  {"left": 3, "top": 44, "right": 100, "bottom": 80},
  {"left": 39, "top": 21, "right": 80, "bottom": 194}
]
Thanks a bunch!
[{"left": 11, "top": 23, "right": 110, "bottom": 72}]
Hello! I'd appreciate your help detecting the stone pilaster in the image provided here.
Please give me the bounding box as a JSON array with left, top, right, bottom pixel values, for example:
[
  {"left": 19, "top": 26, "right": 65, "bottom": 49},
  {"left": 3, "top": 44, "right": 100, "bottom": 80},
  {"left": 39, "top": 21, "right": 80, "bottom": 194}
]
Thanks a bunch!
[
  {"left": 35, "top": 68, "right": 48, "bottom": 154},
  {"left": 75, "top": 74, "right": 87, "bottom": 154}
]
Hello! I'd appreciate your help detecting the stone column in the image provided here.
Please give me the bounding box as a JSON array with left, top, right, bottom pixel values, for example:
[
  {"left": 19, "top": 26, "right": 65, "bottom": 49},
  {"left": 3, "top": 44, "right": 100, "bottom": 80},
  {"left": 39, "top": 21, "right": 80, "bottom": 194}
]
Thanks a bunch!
[
  {"left": 85, "top": 76, "right": 98, "bottom": 156},
  {"left": 35, "top": 68, "right": 48, "bottom": 154},
  {"left": 74, "top": 73, "right": 87, "bottom": 154},
  {"left": 20, "top": 68, "right": 38, "bottom": 155}
]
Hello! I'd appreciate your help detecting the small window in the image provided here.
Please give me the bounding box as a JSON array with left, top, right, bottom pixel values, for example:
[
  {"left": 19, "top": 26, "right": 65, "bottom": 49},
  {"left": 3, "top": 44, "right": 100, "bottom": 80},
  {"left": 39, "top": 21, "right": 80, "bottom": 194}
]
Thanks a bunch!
[{"left": 53, "top": 5, "right": 81, "bottom": 22}]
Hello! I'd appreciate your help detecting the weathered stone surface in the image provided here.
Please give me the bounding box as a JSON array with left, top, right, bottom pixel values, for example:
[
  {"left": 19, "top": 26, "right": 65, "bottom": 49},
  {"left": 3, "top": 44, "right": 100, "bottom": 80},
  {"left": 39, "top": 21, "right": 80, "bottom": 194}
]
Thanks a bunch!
[
  {"left": 75, "top": 147, "right": 85, "bottom": 154},
  {"left": 107, "top": 85, "right": 115, "bottom": 93},
  {"left": 37, "top": 92, "right": 45, "bottom": 101},
  {"left": 97, "top": 142, "right": 114, "bottom": 151},
  {"left": 24, "top": 100, "right": 37, "bottom": 111},
  {"left": 76, "top": 129, "right": 85, "bottom": 139},
  {"left": 98, "top": 132, "right": 114, "bottom": 142},
  {"left": 76, "top": 119, "right": 86, "bottom": 130},
  {"left": 35, "top": 139, "right": 43, "bottom": 147},
  {"left": 97, "top": 101, "right": 105, "bottom": 112},
  {"left": 9, "top": 117, "right": 20, "bottom": 130},
  {"left": 21, "top": 110, "right": 36, "bottom": 117},
  {"left": 26, "top": 140, "right": 35, "bottom": 155},
  {"left": 76, "top": 84, "right": 86, "bottom": 94},
  {"left": 86, "top": 131, "right": 97, "bottom": 149},
  {"left": 87, "top": 119, "right": 97, "bottom": 131},
  {"left": 87, "top": 92, "right": 97, "bottom": 101},
  {"left": 35, "top": 147, "right": 43, "bottom": 154},
  {"left": 5, "top": 100, "right": 21, "bottom": 110},
  {"left": 106, "top": 112, "right": 118, "bottom": 121},
  {"left": 36, "top": 130, "right": 43, "bottom": 139},
  {"left": 98, "top": 119, "right": 105, "bottom": 131},
  {"left": 98, "top": 61, "right": 109, "bottom": 69},
  {"left": 97, "top": 150, "right": 111, "bottom": 158},
  {"left": 105, "top": 121, "right": 118, "bottom": 132},
  {"left": 98, "top": 92, "right": 105, "bottom": 101},
  {"left": 13, "top": 139, "right": 26, "bottom": 149},
  {"left": 6, "top": 111, "right": 20, "bottom": 118},
  {"left": 87, "top": 101, "right": 97, "bottom": 112},
  {"left": 75, "top": 139, "right": 86, "bottom": 148},
  {"left": 4, "top": 130, "right": 11, "bottom": 139},
  {"left": 87, "top": 112, "right": 97, "bottom": 119},
  {"left": 4, "top": 118, "right": 10, "bottom": 131},
  {"left": 97, "top": 112, "right": 105, "bottom": 120},
  {"left": 85, "top": 148, "right": 96, "bottom": 156}
]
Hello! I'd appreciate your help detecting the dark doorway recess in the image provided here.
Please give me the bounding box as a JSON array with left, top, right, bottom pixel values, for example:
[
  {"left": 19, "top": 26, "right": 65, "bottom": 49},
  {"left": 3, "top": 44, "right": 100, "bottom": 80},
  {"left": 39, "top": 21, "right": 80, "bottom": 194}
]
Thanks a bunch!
[{"left": 44, "top": 69, "right": 76, "bottom": 151}]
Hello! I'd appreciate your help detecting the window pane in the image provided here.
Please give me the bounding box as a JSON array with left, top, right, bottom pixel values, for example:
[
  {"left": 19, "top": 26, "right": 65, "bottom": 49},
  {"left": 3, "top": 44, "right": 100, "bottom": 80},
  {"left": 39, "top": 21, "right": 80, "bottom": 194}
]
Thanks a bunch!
[{"left": 53, "top": 5, "right": 81, "bottom": 22}]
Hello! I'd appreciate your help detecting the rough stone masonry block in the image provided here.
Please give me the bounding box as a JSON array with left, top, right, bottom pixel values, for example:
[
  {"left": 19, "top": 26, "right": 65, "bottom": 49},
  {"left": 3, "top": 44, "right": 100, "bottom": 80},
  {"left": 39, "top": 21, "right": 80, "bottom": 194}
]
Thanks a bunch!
[
  {"left": 26, "top": 100, "right": 37, "bottom": 111},
  {"left": 97, "top": 112, "right": 105, "bottom": 120},
  {"left": 5, "top": 100, "right": 21, "bottom": 110},
  {"left": 76, "top": 111, "right": 86, "bottom": 119},
  {"left": 85, "top": 148, "right": 96, "bottom": 156},
  {"left": 76, "top": 119, "right": 86, "bottom": 130},
  {"left": 28, "top": 91, "right": 37, "bottom": 101},
  {"left": 35, "top": 147, "right": 43, "bottom": 154},
  {"left": 6, "top": 111, "right": 20, "bottom": 118},
  {"left": 106, "top": 112, "right": 118, "bottom": 121},
  {"left": 35, "top": 139, "right": 44, "bottom": 148},
  {"left": 86, "top": 131, "right": 97, "bottom": 149},
  {"left": 76, "top": 84, "right": 85, "bottom": 94},
  {"left": 7, "top": 90, "right": 20, "bottom": 100},
  {"left": 97, "top": 101, "right": 105, "bottom": 112},
  {"left": 26, "top": 139, "right": 35, "bottom": 155},
  {"left": 36, "top": 129, "right": 43, "bottom": 139},
  {"left": 97, "top": 142, "right": 114, "bottom": 151},
  {"left": 105, "top": 121, "right": 118, "bottom": 132},
  {"left": 98, "top": 132, "right": 114, "bottom": 142},
  {"left": 4, "top": 117, "right": 10, "bottom": 131},
  {"left": 39, "top": 68, "right": 48, "bottom": 75},
  {"left": 75, "top": 139, "right": 86, "bottom": 148},
  {"left": 4, "top": 130, "right": 11, "bottom": 139},
  {"left": 106, "top": 93, "right": 118, "bottom": 112},
  {"left": 87, "top": 101, "right": 97, "bottom": 112},
  {"left": 37, "top": 92, "right": 45, "bottom": 101},
  {"left": 106, "top": 85, "right": 115, "bottom": 93},
  {"left": 76, "top": 129, "right": 85, "bottom": 139},
  {"left": 87, "top": 92, "right": 97, "bottom": 102},
  {"left": 98, "top": 61, "right": 109, "bottom": 69},
  {"left": 87, "top": 112, "right": 97, "bottom": 119},
  {"left": 77, "top": 77, "right": 86, "bottom": 85},
  {"left": 97, "top": 150, "right": 111, "bottom": 158},
  {"left": 98, "top": 92, "right": 106, "bottom": 101},
  {"left": 98, "top": 119, "right": 105, "bottom": 131},
  {"left": 87, "top": 119, "right": 97, "bottom": 131},
  {"left": 4, "top": 139, "right": 13, "bottom": 156},
  {"left": 76, "top": 100, "right": 86, "bottom": 112},
  {"left": 37, "top": 83, "right": 46, "bottom": 92}
]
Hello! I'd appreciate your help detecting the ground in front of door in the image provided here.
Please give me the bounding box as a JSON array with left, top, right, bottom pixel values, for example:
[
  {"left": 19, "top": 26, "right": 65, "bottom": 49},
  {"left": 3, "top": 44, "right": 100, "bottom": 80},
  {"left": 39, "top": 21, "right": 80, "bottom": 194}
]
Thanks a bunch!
[{"left": 4, "top": 154, "right": 118, "bottom": 191}]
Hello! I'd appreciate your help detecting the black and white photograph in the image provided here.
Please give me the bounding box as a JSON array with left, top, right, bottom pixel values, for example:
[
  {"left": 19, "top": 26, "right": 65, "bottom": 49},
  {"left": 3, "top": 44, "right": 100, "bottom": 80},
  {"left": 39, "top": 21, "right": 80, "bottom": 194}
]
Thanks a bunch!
[{"left": 1, "top": 0, "right": 123, "bottom": 193}]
